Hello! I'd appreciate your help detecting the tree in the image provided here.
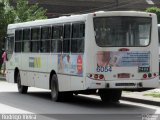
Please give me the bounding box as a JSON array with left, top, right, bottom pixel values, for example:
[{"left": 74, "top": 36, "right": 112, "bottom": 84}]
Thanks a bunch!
[
  {"left": 0, "top": 2, "right": 5, "bottom": 50},
  {"left": 14, "top": 0, "right": 47, "bottom": 22},
  {"left": 0, "top": 0, "right": 47, "bottom": 51},
  {"left": 146, "top": 7, "right": 160, "bottom": 23}
]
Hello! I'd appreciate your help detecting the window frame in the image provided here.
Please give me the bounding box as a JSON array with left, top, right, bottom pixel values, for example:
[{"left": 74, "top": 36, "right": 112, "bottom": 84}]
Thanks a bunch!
[
  {"left": 71, "top": 22, "right": 85, "bottom": 53},
  {"left": 63, "top": 24, "right": 72, "bottom": 53},
  {"left": 15, "top": 29, "right": 23, "bottom": 52},
  {"left": 40, "top": 26, "right": 52, "bottom": 53},
  {"left": 31, "top": 27, "right": 41, "bottom": 41}
]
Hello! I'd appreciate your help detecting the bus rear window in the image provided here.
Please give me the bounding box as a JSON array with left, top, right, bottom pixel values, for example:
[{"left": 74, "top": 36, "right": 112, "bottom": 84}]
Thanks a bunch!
[{"left": 94, "top": 17, "right": 151, "bottom": 47}]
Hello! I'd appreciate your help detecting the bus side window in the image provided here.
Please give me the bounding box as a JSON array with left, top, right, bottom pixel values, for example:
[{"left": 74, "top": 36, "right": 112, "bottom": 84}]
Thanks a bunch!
[
  {"left": 6, "top": 36, "right": 14, "bottom": 60},
  {"left": 71, "top": 23, "right": 85, "bottom": 53},
  {"left": 22, "top": 28, "right": 31, "bottom": 52},
  {"left": 23, "top": 29, "right": 30, "bottom": 40},
  {"left": 63, "top": 24, "right": 71, "bottom": 53},
  {"left": 51, "top": 25, "right": 63, "bottom": 53},
  {"left": 7, "top": 36, "right": 14, "bottom": 53},
  {"left": 41, "top": 27, "right": 51, "bottom": 53},
  {"left": 15, "top": 29, "right": 23, "bottom": 52},
  {"left": 31, "top": 27, "right": 41, "bottom": 53}
]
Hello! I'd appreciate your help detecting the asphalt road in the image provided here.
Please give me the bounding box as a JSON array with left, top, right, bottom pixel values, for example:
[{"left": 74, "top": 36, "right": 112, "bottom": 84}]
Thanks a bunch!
[{"left": 0, "top": 81, "right": 160, "bottom": 120}]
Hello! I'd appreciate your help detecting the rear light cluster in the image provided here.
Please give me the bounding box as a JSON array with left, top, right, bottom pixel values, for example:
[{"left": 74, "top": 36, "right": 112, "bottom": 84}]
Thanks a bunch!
[
  {"left": 88, "top": 74, "right": 104, "bottom": 80},
  {"left": 142, "top": 73, "right": 157, "bottom": 79},
  {"left": 118, "top": 48, "right": 129, "bottom": 51}
]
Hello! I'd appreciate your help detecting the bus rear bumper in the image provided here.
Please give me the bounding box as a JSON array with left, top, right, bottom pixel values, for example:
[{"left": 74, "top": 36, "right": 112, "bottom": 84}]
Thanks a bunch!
[{"left": 85, "top": 77, "right": 159, "bottom": 90}]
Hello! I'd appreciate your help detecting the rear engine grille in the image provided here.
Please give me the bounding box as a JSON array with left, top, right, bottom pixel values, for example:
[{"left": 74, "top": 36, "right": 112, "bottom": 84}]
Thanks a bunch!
[{"left": 115, "top": 83, "right": 136, "bottom": 86}]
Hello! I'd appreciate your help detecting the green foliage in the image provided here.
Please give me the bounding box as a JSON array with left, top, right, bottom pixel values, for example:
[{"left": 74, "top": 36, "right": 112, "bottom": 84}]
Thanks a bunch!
[
  {"left": 0, "top": 0, "right": 47, "bottom": 49},
  {"left": 144, "top": 92, "right": 160, "bottom": 98},
  {"left": 146, "top": 7, "right": 160, "bottom": 23},
  {"left": 14, "top": 0, "right": 47, "bottom": 22},
  {"left": 0, "top": 1, "right": 7, "bottom": 49}
]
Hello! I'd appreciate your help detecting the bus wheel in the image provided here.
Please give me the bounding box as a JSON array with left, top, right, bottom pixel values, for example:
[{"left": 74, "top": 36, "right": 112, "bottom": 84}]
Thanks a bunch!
[
  {"left": 51, "top": 74, "right": 63, "bottom": 102},
  {"left": 17, "top": 72, "right": 28, "bottom": 94},
  {"left": 98, "top": 89, "right": 122, "bottom": 103}
]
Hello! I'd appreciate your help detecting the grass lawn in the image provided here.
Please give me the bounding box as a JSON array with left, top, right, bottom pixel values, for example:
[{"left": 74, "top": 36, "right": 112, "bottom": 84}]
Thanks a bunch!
[{"left": 144, "top": 92, "right": 160, "bottom": 98}]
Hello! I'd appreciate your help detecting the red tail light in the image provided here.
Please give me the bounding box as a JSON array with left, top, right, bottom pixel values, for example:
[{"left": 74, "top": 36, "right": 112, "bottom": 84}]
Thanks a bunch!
[
  {"left": 88, "top": 73, "right": 104, "bottom": 80},
  {"left": 143, "top": 74, "right": 147, "bottom": 79},
  {"left": 153, "top": 73, "right": 156, "bottom": 77},
  {"left": 119, "top": 48, "right": 129, "bottom": 51},
  {"left": 99, "top": 74, "right": 104, "bottom": 79}
]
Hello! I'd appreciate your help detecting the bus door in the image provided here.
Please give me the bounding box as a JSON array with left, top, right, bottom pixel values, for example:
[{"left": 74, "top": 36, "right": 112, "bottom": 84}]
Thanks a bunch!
[{"left": 5, "top": 35, "right": 14, "bottom": 83}]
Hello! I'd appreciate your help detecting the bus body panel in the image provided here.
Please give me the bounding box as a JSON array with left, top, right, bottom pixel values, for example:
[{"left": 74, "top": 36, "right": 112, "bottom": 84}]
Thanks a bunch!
[
  {"left": 85, "top": 77, "right": 159, "bottom": 89},
  {"left": 6, "top": 11, "right": 159, "bottom": 93},
  {"left": 6, "top": 70, "right": 14, "bottom": 83},
  {"left": 85, "top": 12, "right": 159, "bottom": 89}
]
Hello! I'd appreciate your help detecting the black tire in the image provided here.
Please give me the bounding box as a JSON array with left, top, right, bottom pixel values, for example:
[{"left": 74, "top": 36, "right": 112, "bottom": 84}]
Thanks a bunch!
[
  {"left": 99, "top": 89, "right": 122, "bottom": 103},
  {"left": 51, "top": 74, "right": 63, "bottom": 102},
  {"left": 51, "top": 74, "right": 73, "bottom": 102},
  {"left": 17, "top": 72, "right": 28, "bottom": 94}
]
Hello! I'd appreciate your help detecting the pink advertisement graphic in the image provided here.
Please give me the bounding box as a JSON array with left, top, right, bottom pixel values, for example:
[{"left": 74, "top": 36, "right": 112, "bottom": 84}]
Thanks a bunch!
[
  {"left": 58, "top": 54, "right": 83, "bottom": 76},
  {"left": 97, "top": 51, "right": 150, "bottom": 72}
]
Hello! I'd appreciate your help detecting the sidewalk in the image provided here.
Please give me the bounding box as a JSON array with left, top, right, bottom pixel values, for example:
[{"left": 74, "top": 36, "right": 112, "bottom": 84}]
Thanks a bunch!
[
  {"left": 121, "top": 89, "right": 160, "bottom": 106},
  {"left": 0, "top": 74, "right": 6, "bottom": 81}
]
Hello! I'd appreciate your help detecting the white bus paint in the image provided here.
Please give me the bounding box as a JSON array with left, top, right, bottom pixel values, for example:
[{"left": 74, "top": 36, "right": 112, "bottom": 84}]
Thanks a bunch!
[{"left": 6, "top": 11, "right": 159, "bottom": 102}]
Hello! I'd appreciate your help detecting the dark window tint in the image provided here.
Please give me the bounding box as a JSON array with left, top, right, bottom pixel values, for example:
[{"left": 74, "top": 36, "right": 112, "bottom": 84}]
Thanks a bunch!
[
  {"left": 7, "top": 36, "right": 14, "bottom": 54},
  {"left": 71, "top": 39, "right": 84, "bottom": 53},
  {"left": 31, "top": 28, "right": 40, "bottom": 40},
  {"left": 22, "top": 41, "right": 31, "bottom": 52},
  {"left": 52, "top": 26, "right": 63, "bottom": 39},
  {"left": 40, "top": 40, "right": 50, "bottom": 53},
  {"left": 31, "top": 41, "right": 40, "bottom": 52},
  {"left": 94, "top": 17, "right": 151, "bottom": 47},
  {"left": 23, "top": 29, "right": 30, "bottom": 40},
  {"left": 63, "top": 24, "right": 71, "bottom": 53},
  {"left": 15, "top": 30, "right": 23, "bottom": 41},
  {"left": 64, "top": 24, "right": 71, "bottom": 38},
  {"left": 15, "top": 42, "right": 21, "bottom": 52},
  {"left": 63, "top": 40, "right": 70, "bottom": 53},
  {"left": 71, "top": 23, "right": 85, "bottom": 53},
  {"left": 51, "top": 40, "right": 62, "bottom": 53},
  {"left": 41, "top": 27, "right": 51, "bottom": 39},
  {"left": 72, "top": 23, "right": 85, "bottom": 38}
]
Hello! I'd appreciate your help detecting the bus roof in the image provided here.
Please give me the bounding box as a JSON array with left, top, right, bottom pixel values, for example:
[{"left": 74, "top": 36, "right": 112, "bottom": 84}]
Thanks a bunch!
[
  {"left": 8, "top": 11, "right": 155, "bottom": 30},
  {"left": 8, "top": 14, "right": 88, "bottom": 29}
]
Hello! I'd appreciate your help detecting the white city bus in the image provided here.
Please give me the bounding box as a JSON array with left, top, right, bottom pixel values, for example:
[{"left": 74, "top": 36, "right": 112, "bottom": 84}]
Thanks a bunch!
[{"left": 6, "top": 11, "right": 159, "bottom": 102}]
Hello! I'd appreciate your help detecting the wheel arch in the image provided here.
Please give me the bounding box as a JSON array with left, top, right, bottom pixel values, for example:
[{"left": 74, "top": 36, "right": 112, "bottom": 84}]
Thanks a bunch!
[{"left": 49, "top": 70, "right": 57, "bottom": 89}]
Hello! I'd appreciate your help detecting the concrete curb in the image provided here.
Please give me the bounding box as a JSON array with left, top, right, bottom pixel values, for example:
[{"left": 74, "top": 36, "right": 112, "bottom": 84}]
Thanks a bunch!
[{"left": 121, "top": 96, "right": 160, "bottom": 106}]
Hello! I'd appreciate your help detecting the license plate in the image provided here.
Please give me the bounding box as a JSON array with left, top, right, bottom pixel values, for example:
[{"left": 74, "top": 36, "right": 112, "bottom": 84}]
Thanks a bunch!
[
  {"left": 138, "top": 67, "right": 150, "bottom": 72},
  {"left": 118, "top": 73, "right": 130, "bottom": 78}
]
